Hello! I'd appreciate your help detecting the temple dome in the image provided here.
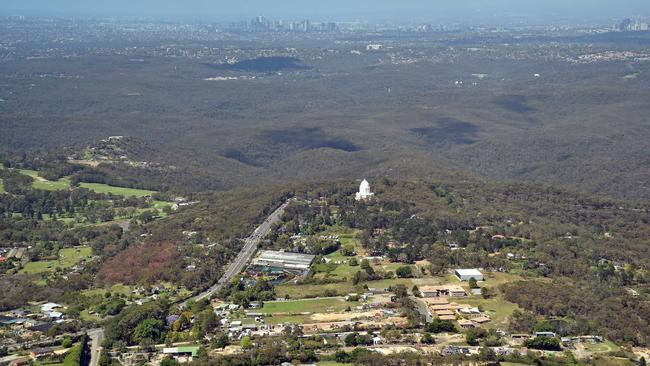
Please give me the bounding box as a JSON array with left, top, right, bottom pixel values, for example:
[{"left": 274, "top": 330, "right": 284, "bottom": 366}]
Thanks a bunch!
[
  {"left": 355, "top": 179, "right": 374, "bottom": 200},
  {"left": 360, "top": 179, "right": 370, "bottom": 191}
]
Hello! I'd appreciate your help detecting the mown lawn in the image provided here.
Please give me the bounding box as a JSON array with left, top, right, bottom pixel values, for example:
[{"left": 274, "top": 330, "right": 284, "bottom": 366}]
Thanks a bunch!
[
  {"left": 260, "top": 298, "right": 349, "bottom": 314},
  {"left": 20, "top": 246, "right": 93, "bottom": 274},
  {"left": 79, "top": 182, "right": 156, "bottom": 197}
]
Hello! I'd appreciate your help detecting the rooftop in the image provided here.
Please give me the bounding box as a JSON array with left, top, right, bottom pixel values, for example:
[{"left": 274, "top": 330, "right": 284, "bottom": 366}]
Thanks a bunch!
[
  {"left": 252, "top": 250, "right": 316, "bottom": 271},
  {"left": 455, "top": 269, "right": 483, "bottom": 277}
]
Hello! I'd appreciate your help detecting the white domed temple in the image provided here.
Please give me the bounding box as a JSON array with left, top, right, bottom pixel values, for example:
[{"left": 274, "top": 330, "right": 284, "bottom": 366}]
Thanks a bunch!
[{"left": 355, "top": 179, "right": 375, "bottom": 201}]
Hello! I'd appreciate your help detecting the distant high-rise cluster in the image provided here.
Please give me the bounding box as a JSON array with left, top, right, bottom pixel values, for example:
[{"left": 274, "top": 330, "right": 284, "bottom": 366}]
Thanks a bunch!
[
  {"left": 247, "top": 15, "right": 337, "bottom": 33},
  {"left": 617, "top": 18, "right": 649, "bottom": 31}
]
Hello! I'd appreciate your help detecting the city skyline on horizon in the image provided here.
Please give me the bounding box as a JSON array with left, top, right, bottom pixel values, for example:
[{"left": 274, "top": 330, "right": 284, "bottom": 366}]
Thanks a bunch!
[{"left": 2, "top": 0, "right": 650, "bottom": 24}]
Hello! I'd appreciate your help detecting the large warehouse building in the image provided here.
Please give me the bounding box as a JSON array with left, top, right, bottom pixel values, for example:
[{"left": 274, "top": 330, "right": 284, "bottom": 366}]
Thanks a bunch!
[
  {"left": 251, "top": 250, "right": 316, "bottom": 274},
  {"left": 454, "top": 268, "right": 484, "bottom": 281}
]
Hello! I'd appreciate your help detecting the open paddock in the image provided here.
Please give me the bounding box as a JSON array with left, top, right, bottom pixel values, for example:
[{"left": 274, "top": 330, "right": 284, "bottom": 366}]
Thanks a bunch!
[
  {"left": 260, "top": 297, "right": 349, "bottom": 314},
  {"left": 20, "top": 246, "right": 93, "bottom": 274}
]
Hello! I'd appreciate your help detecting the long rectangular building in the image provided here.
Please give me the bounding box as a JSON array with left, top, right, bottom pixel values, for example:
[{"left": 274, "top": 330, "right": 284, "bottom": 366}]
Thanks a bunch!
[
  {"left": 455, "top": 269, "right": 484, "bottom": 281},
  {"left": 251, "top": 250, "right": 316, "bottom": 273}
]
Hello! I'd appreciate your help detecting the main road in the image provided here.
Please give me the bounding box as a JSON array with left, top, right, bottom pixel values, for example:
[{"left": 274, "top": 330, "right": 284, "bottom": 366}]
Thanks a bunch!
[
  {"left": 87, "top": 328, "right": 104, "bottom": 366},
  {"left": 180, "top": 199, "right": 291, "bottom": 307}
]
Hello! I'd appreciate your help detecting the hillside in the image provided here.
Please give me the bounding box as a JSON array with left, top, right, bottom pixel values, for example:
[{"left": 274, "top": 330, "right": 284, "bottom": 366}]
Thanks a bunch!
[{"left": 1, "top": 37, "right": 649, "bottom": 201}]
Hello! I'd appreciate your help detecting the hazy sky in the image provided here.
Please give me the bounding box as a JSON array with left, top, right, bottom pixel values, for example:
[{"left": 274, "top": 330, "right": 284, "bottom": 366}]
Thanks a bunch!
[{"left": 3, "top": 0, "right": 650, "bottom": 22}]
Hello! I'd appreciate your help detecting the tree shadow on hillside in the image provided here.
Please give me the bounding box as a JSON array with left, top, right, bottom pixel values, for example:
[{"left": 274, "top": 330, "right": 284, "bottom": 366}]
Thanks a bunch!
[
  {"left": 411, "top": 118, "right": 479, "bottom": 145},
  {"left": 224, "top": 127, "right": 359, "bottom": 166}
]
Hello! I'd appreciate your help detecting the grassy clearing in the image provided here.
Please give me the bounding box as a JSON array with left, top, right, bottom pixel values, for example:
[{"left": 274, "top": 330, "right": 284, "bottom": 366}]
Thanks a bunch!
[
  {"left": 585, "top": 340, "right": 621, "bottom": 353},
  {"left": 16, "top": 169, "right": 159, "bottom": 199},
  {"left": 260, "top": 298, "right": 349, "bottom": 314},
  {"left": 79, "top": 182, "right": 156, "bottom": 197},
  {"left": 20, "top": 246, "right": 93, "bottom": 274},
  {"left": 321, "top": 227, "right": 364, "bottom": 252},
  {"left": 366, "top": 276, "right": 447, "bottom": 290},
  {"left": 481, "top": 271, "right": 531, "bottom": 287},
  {"left": 266, "top": 314, "right": 312, "bottom": 325},
  {"left": 80, "top": 309, "right": 102, "bottom": 322},
  {"left": 329, "top": 262, "right": 360, "bottom": 278},
  {"left": 276, "top": 275, "right": 448, "bottom": 299},
  {"left": 325, "top": 249, "right": 349, "bottom": 262},
  {"left": 276, "top": 282, "right": 358, "bottom": 299},
  {"left": 19, "top": 169, "right": 71, "bottom": 191},
  {"left": 0, "top": 179, "right": 4, "bottom": 193},
  {"left": 590, "top": 356, "right": 636, "bottom": 366},
  {"left": 82, "top": 283, "right": 135, "bottom": 298},
  {"left": 459, "top": 296, "right": 519, "bottom": 329}
]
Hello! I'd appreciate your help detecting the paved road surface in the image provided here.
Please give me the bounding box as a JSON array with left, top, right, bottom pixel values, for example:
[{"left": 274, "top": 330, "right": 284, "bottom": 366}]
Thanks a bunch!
[
  {"left": 180, "top": 199, "right": 291, "bottom": 307},
  {"left": 87, "top": 328, "right": 104, "bottom": 366}
]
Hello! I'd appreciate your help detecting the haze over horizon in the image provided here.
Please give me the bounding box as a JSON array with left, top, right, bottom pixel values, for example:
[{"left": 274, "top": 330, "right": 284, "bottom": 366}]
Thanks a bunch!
[{"left": 3, "top": 0, "right": 650, "bottom": 23}]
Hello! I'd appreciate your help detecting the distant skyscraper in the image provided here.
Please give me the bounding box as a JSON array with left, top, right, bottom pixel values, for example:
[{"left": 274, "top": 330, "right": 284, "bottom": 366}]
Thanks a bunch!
[
  {"left": 618, "top": 18, "right": 632, "bottom": 31},
  {"left": 251, "top": 15, "right": 269, "bottom": 32}
]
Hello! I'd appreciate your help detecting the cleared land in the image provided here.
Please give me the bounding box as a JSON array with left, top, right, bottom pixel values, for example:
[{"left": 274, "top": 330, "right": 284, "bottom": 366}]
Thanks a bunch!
[
  {"left": 79, "top": 183, "right": 156, "bottom": 197},
  {"left": 82, "top": 284, "right": 136, "bottom": 298},
  {"left": 266, "top": 314, "right": 311, "bottom": 325},
  {"left": 458, "top": 297, "right": 519, "bottom": 329},
  {"left": 583, "top": 340, "right": 621, "bottom": 353},
  {"left": 260, "top": 298, "right": 349, "bottom": 314},
  {"left": 19, "top": 169, "right": 71, "bottom": 191},
  {"left": 15, "top": 169, "right": 157, "bottom": 198},
  {"left": 276, "top": 282, "right": 357, "bottom": 299},
  {"left": 297, "top": 227, "right": 423, "bottom": 293},
  {"left": 20, "top": 246, "right": 93, "bottom": 274}
]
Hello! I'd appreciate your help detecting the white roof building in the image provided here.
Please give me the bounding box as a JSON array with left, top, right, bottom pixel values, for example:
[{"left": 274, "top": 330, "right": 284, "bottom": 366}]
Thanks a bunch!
[
  {"left": 455, "top": 269, "right": 484, "bottom": 281},
  {"left": 41, "top": 303, "right": 62, "bottom": 313},
  {"left": 46, "top": 311, "right": 63, "bottom": 319},
  {"left": 355, "top": 179, "right": 375, "bottom": 201},
  {"left": 251, "top": 250, "right": 316, "bottom": 272}
]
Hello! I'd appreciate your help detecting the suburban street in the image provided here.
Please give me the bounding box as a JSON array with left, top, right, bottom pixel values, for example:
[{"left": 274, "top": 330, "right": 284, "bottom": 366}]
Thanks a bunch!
[
  {"left": 87, "top": 328, "right": 104, "bottom": 366},
  {"left": 181, "top": 199, "right": 291, "bottom": 306}
]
